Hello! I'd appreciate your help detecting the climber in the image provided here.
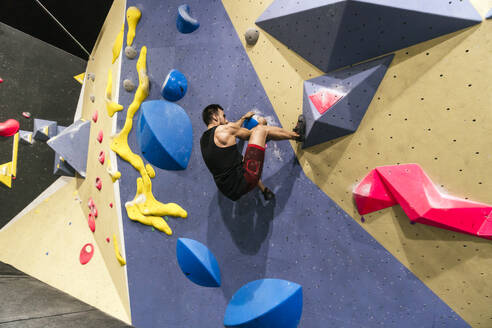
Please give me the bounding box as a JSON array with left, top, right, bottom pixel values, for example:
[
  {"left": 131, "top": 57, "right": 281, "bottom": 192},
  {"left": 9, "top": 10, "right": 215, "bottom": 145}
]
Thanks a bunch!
[{"left": 200, "top": 104, "right": 305, "bottom": 201}]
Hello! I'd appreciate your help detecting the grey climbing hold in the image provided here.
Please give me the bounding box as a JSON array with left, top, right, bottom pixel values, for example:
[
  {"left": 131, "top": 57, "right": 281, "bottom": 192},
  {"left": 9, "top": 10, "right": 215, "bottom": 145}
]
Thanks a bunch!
[
  {"left": 123, "top": 79, "right": 136, "bottom": 92},
  {"left": 245, "top": 28, "right": 260, "bottom": 45},
  {"left": 19, "top": 130, "right": 34, "bottom": 145},
  {"left": 47, "top": 120, "right": 91, "bottom": 178},
  {"left": 87, "top": 73, "right": 96, "bottom": 81},
  {"left": 53, "top": 153, "right": 75, "bottom": 177},
  {"left": 90, "top": 95, "right": 95, "bottom": 103},
  {"left": 125, "top": 46, "right": 138, "bottom": 59},
  {"left": 33, "top": 119, "right": 57, "bottom": 141}
]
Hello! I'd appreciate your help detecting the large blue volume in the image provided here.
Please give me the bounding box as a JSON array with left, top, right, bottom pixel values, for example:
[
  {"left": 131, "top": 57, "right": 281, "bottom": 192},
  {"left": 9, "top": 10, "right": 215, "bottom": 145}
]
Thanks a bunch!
[
  {"left": 137, "top": 100, "right": 193, "bottom": 170},
  {"left": 302, "top": 54, "right": 393, "bottom": 148},
  {"left": 224, "top": 279, "right": 303, "bottom": 328},
  {"left": 161, "top": 69, "right": 188, "bottom": 102},
  {"left": 256, "top": 0, "right": 481, "bottom": 72},
  {"left": 176, "top": 238, "right": 221, "bottom": 287}
]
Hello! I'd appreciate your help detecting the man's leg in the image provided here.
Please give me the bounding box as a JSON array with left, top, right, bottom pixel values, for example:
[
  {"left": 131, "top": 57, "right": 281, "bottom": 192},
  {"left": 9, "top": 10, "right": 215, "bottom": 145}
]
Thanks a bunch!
[{"left": 248, "top": 124, "right": 298, "bottom": 147}]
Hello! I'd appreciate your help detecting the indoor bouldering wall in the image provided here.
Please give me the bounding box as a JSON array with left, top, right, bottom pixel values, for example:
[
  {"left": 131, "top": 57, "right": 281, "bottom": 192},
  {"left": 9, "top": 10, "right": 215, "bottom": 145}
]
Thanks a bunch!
[
  {"left": 1, "top": 0, "right": 492, "bottom": 327},
  {"left": 115, "top": 0, "right": 469, "bottom": 327}
]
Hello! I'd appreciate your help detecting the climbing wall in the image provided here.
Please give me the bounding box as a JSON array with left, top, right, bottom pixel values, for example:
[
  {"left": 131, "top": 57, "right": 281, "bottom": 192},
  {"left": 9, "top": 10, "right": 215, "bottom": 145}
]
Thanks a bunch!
[
  {"left": 0, "top": 0, "right": 131, "bottom": 323},
  {"left": 115, "top": 0, "right": 466, "bottom": 327},
  {"left": 224, "top": 0, "right": 492, "bottom": 325},
  {"left": 2, "top": 0, "right": 492, "bottom": 327}
]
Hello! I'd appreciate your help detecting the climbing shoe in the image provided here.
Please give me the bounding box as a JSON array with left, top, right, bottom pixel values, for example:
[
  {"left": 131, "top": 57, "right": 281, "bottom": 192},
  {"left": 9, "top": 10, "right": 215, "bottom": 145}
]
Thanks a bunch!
[
  {"left": 293, "top": 114, "right": 305, "bottom": 142},
  {"left": 262, "top": 188, "right": 275, "bottom": 201}
]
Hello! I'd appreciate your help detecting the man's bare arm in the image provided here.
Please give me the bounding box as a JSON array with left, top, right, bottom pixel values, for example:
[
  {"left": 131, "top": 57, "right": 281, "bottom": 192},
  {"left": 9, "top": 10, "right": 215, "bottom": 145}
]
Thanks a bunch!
[{"left": 230, "top": 111, "right": 255, "bottom": 128}]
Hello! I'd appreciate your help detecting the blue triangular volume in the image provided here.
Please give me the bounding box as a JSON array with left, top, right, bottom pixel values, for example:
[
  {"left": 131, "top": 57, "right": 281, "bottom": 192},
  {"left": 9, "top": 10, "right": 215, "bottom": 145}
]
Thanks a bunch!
[
  {"left": 224, "top": 279, "right": 303, "bottom": 328},
  {"left": 46, "top": 120, "right": 90, "bottom": 177},
  {"left": 176, "top": 238, "right": 221, "bottom": 287},
  {"left": 256, "top": 0, "right": 481, "bottom": 72},
  {"left": 303, "top": 54, "right": 393, "bottom": 148}
]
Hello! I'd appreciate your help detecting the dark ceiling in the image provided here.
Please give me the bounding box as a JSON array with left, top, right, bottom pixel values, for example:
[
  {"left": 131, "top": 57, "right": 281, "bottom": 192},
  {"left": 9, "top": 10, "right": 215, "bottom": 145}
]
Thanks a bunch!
[{"left": 0, "top": 0, "right": 113, "bottom": 59}]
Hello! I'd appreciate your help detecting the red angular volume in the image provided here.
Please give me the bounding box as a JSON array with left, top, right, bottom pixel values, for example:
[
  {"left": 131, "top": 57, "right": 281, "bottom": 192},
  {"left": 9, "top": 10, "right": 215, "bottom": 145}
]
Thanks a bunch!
[{"left": 353, "top": 164, "right": 492, "bottom": 239}]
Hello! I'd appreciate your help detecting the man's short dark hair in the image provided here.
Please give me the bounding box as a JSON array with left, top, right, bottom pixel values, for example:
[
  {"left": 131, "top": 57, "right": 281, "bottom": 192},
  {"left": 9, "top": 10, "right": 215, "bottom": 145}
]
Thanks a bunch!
[{"left": 202, "top": 104, "right": 223, "bottom": 125}]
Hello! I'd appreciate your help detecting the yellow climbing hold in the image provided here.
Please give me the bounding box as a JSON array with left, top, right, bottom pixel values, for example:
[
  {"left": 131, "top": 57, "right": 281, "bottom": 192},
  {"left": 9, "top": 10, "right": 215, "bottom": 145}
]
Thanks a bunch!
[
  {"left": 0, "top": 162, "right": 12, "bottom": 188},
  {"left": 125, "top": 178, "right": 173, "bottom": 235},
  {"left": 107, "top": 158, "right": 122, "bottom": 182},
  {"left": 126, "top": 7, "right": 141, "bottom": 47},
  {"left": 73, "top": 73, "right": 85, "bottom": 84},
  {"left": 111, "top": 46, "right": 187, "bottom": 234},
  {"left": 11, "top": 132, "right": 18, "bottom": 177},
  {"left": 106, "top": 69, "right": 113, "bottom": 99},
  {"left": 112, "top": 23, "right": 124, "bottom": 64},
  {"left": 42, "top": 126, "right": 49, "bottom": 137},
  {"left": 113, "top": 234, "right": 126, "bottom": 266},
  {"left": 0, "top": 132, "right": 19, "bottom": 188},
  {"left": 107, "top": 102, "right": 124, "bottom": 117},
  {"left": 145, "top": 164, "right": 155, "bottom": 178},
  {"left": 105, "top": 69, "right": 123, "bottom": 117}
]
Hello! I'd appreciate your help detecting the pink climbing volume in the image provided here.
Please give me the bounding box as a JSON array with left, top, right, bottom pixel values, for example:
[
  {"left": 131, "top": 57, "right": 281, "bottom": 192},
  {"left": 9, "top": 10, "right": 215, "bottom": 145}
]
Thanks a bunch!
[
  {"left": 0, "top": 119, "right": 20, "bottom": 137},
  {"left": 309, "top": 89, "right": 343, "bottom": 115},
  {"left": 353, "top": 164, "right": 492, "bottom": 239}
]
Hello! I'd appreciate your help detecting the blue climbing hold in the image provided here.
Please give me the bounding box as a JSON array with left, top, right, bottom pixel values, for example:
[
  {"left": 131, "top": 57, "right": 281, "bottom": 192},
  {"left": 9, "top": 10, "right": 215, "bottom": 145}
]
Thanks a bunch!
[
  {"left": 176, "top": 238, "right": 221, "bottom": 287},
  {"left": 137, "top": 100, "right": 193, "bottom": 170},
  {"left": 161, "top": 69, "right": 188, "bottom": 102},
  {"left": 243, "top": 117, "right": 259, "bottom": 130},
  {"left": 176, "top": 4, "right": 200, "bottom": 34},
  {"left": 224, "top": 279, "right": 303, "bottom": 328}
]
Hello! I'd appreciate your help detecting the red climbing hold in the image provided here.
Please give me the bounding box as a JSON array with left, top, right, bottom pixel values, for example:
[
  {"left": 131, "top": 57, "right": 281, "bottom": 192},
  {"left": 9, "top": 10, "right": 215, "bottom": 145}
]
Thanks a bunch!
[
  {"left": 98, "top": 151, "right": 105, "bottom": 164},
  {"left": 92, "top": 206, "right": 98, "bottom": 218},
  {"left": 97, "top": 130, "right": 103, "bottom": 143},
  {"left": 353, "top": 169, "right": 396, "bottom": 215},
  {"left": 79, "top": 243, "right": 94, "bottom": 265},
  {"left": 354, "top": 164, "right": 492, "bottom": 239},
  {"left": 106, "top": 237, "right": 110, "bottom": 243},
  {"left": 92, "top": 110, "right": 98, "bottom": 123},
  {"left": 309, "top": 89, "right": 343, "bottom": 115},
  {"left": 22, "top": 112, "right": 31, "bottom": 119},
  {"left": 95, "top": 177, "right": 102, "bottom": 190},
  {"left": 88, "top": 197, "right": 95, "bottom": 209},
  {"left": 0, "top": 119, "right": 20, "bottom": 137},
  {"left": 109, "top": 202, "right": 113, "bottom": 208},
  {"left": 0, "top": 78, "right": 3, "bottom": 83},
  {"left": 88, "top": 213, "right": 96, "bottom": 232}
]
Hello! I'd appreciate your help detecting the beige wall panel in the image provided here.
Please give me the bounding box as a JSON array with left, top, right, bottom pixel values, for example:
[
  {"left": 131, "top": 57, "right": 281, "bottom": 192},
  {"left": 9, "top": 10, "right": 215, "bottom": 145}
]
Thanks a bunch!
[
  {"left": 0, "top": 178, "right": 130, "bottom": 323},
  {"left": 76, "top": 0, "right": 131, "bottom": 321}
]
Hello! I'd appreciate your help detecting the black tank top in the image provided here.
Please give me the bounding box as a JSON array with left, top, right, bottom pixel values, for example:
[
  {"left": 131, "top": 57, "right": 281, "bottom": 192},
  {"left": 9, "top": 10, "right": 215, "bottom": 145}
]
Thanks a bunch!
[{"left": 200, "top": 127, "right": 247, "bottom": 200}]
